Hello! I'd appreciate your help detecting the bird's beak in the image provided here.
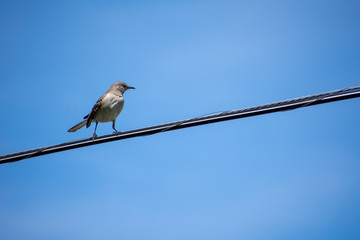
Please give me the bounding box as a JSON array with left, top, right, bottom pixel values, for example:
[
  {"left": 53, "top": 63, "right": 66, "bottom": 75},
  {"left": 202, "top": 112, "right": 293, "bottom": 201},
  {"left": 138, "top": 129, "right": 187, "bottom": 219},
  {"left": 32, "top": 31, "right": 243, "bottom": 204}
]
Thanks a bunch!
[{"left": 128, "top": 86, "right": 135, "bottom": 89}]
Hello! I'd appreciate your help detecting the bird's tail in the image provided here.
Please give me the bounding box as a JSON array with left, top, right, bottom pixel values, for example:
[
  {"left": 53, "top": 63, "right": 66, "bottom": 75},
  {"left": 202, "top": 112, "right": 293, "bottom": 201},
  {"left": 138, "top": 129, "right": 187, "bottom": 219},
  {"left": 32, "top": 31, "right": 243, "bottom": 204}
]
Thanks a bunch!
[{"left": 68, "top": 120, "right": 87, "bottom": 132}]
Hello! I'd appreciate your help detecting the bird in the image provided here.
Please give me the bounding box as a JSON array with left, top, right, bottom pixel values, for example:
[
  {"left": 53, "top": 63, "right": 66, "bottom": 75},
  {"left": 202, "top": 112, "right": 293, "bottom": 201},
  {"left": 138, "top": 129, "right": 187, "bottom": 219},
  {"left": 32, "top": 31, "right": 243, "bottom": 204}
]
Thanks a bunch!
[{"left": 68, "top": 81, "right": 135, "bottom": 139}]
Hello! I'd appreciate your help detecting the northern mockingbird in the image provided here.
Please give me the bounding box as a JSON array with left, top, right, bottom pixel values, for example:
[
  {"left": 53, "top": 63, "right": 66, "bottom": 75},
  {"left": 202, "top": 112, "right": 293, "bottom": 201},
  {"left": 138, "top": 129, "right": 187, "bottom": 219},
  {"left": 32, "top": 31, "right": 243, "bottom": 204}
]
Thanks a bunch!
[{"left": 68, "top": 81, "right": 135, "bottom": 139}]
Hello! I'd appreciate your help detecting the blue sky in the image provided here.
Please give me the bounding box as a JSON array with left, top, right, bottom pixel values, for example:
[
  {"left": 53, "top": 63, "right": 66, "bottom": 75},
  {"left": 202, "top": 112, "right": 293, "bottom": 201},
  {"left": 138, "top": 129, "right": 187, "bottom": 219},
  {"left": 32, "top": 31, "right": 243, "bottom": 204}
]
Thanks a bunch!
[{"left": 1, "top": 0, "right": 360, "bottom": 239}]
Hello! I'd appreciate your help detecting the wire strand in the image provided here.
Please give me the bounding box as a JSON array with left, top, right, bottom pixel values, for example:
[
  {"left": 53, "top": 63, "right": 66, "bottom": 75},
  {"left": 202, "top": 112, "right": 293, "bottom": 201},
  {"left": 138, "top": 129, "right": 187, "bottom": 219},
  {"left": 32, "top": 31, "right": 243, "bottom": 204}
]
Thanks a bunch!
[{"left": 1, "top": 85, "right": 360, "bottom": 164}]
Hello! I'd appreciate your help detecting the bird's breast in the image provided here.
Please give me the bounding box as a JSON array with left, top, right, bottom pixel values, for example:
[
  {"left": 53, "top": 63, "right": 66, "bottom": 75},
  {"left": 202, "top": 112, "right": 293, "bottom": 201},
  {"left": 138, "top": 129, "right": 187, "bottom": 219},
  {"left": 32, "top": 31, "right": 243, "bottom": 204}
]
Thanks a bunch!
[{"left": 94, "top": 94, "right": 124, "bottom": 122}]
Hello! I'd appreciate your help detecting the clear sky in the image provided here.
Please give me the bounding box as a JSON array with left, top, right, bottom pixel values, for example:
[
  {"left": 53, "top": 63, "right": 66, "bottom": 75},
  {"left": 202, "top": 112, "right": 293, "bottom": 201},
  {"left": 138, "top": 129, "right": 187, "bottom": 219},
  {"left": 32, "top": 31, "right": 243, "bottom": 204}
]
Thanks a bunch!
[{"left": 1, "top": 0, "right": 360, "bottom": 239}]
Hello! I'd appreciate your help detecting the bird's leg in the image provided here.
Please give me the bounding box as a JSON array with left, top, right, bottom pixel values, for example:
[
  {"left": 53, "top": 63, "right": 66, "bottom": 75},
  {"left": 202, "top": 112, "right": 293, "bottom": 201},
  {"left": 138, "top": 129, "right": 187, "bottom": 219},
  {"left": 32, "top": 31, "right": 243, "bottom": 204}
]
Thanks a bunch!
[
  {"left": 112, "top": 120, "right": 120, "bottom": 134},
  {"left": 92, "top": 122, "right": 98, "bottom": 140}
]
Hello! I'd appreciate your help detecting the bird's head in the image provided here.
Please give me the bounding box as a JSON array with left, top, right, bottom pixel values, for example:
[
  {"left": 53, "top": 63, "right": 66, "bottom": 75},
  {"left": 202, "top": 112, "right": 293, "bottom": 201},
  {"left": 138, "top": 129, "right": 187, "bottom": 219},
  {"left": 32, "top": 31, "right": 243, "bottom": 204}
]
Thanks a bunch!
[{"left": 113, "top": 81, "right": 135, "bottom": 94}]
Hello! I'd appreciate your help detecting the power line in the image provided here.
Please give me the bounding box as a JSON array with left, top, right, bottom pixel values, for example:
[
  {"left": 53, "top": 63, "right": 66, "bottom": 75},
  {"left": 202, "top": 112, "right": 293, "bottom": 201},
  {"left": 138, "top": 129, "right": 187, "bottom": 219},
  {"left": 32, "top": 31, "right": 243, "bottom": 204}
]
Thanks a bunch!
[{"left": 1, "top": 85, "right": 360, "bottom": 165}]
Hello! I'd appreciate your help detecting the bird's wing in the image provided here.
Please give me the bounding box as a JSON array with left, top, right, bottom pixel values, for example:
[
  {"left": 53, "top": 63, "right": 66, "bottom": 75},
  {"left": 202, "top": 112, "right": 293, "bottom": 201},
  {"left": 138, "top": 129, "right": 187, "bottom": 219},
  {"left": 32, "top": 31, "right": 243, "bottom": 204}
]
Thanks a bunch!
[{"left": 86, "top": 95, "right": 105, "bottom": 128}]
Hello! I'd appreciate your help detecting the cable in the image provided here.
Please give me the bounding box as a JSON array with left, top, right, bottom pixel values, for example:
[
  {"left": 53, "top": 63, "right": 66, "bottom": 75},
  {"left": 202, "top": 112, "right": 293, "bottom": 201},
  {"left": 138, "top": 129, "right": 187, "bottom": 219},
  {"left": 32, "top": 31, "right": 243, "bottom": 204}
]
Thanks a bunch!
[{"left": 1, "top": 85, "right": 360, "bottom": 164}]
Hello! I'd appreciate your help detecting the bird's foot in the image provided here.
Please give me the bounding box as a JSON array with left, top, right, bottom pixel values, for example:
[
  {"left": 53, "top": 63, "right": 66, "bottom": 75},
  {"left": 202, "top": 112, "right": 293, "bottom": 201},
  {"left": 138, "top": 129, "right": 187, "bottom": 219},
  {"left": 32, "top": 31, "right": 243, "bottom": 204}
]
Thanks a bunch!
[
  {"left": 113, "top": 130, "right": 121, "bottom": 134},
  {"left": 92, "top": 133, "right": 97, "bottom": 140}
]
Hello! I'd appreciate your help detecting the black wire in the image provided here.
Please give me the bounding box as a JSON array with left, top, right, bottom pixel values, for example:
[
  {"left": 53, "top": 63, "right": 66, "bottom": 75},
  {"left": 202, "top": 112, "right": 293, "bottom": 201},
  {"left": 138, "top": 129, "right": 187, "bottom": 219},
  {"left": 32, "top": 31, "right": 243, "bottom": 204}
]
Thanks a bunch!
[{"left": 1, "top": 85, "right": 360, "bottom": 165}]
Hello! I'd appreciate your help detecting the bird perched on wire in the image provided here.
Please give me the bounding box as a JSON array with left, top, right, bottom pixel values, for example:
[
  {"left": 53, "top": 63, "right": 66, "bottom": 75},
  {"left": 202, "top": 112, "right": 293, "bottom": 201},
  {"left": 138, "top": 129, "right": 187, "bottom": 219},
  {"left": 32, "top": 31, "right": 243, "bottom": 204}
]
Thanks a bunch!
[{"left": 68, "top": 81, "right": 135, "bottom": 139}]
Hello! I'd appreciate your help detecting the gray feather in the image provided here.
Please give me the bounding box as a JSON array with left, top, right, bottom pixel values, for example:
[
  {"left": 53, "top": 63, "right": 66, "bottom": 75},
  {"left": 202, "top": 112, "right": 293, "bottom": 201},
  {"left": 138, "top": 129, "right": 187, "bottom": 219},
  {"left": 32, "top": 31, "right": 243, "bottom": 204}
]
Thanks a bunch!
[{"left": 68, "top": 120, "right": 88, "bottom": 132}]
